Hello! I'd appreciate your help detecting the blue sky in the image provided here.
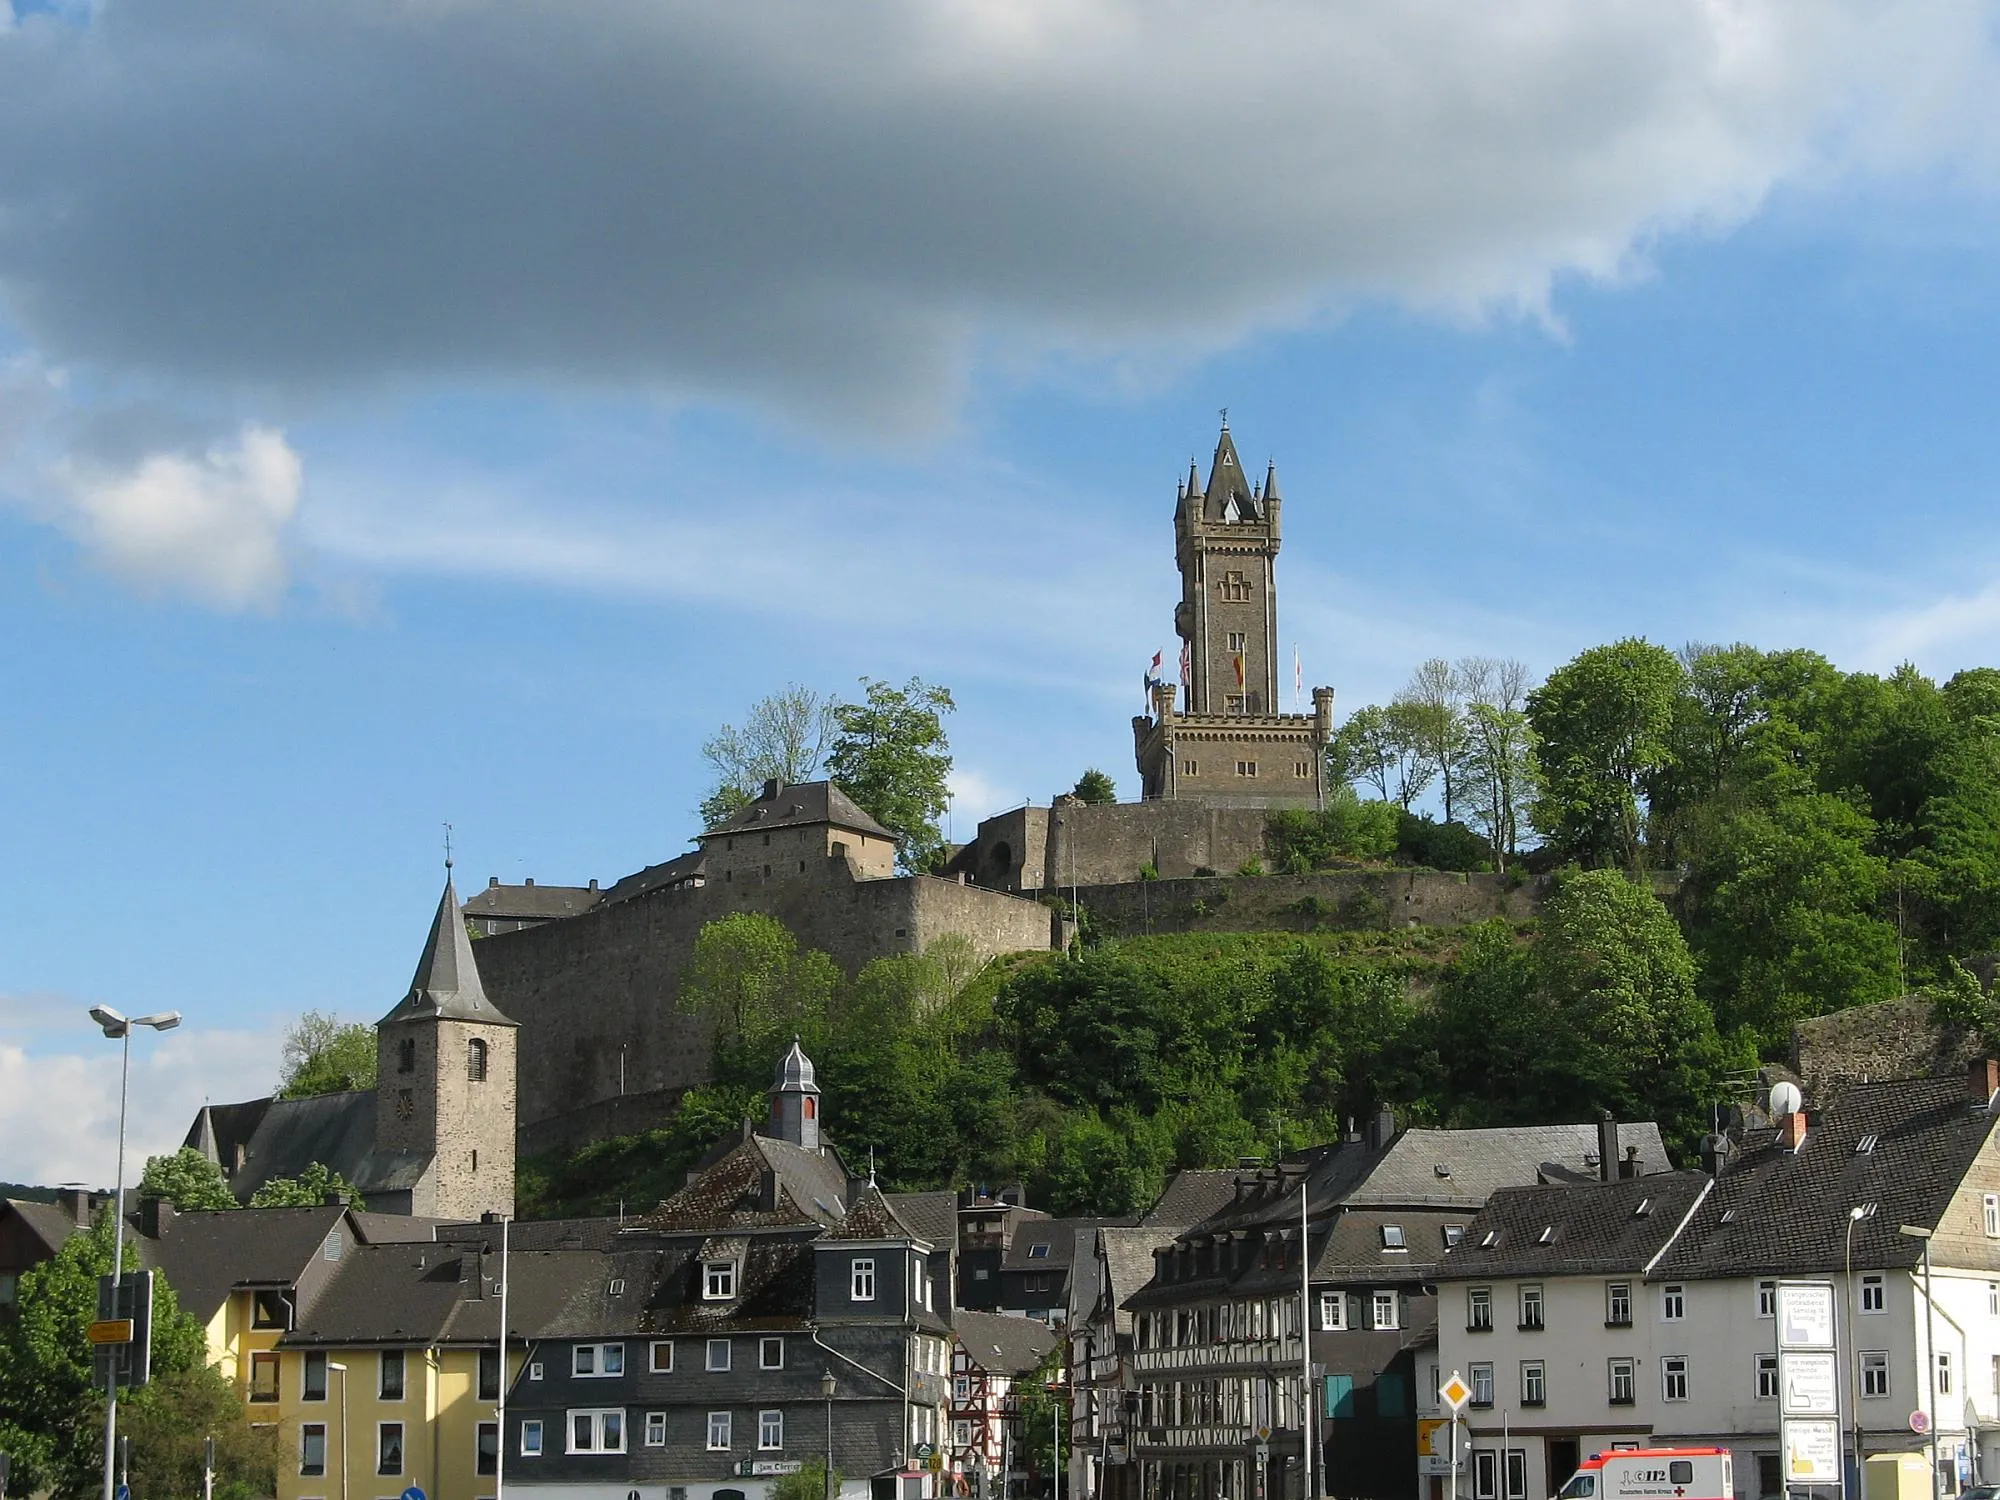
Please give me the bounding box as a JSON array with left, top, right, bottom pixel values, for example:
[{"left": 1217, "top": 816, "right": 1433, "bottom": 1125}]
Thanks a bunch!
[{"left": 6, "top": 1, "right": 2000, "bottom": 1185}]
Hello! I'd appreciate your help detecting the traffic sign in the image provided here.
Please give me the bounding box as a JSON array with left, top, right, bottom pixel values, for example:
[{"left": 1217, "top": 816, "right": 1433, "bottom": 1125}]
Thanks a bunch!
[
  {"left": 1911, "top": 1411, "right": 1931, "bottom": 1435},
  {"left": 87, "top": 1319, "right": 134, "bottom": 1345},
  {"left": 1440, "top": 1372, "right": 1471, "bottom": 1411},
  {"left": 401, "top": 1487, "right": 428, "bottom": 1500}
]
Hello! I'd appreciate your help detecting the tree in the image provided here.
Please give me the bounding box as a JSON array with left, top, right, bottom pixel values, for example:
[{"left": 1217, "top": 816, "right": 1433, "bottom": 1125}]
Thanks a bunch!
[
  {"left": 676, "top": 913, "right": 839, "bottom": 1086},
  {"left": 278, "top": 1010, "right": 378, "bottom": 1098},
  {"left": 1330, "top": 703, "right": 1435, "bottom": 810},
  {"left": 137, "top": 1147, "right": 237, "bottom": 1211},
  {"left": 119, "top": 1365, "right": 278, "bottom": 1500},
  {"left": 249, "top": 1162, "right": 365, "bottom": 1209},
  {"left": 1072, "top": 769, "right": 1117, "bottom": 805},
  {"left": 699, "top": 683, "right": 840, "bottom": 827},
  {"left": 1457, "top": 656, "right": 1538, "bottom": 870},
  {"left": 1528, "top": 639, "right": 1684, "bottom": 870},
  {"left": 775, "top": 1460, "right": 843, "bottom": 1500},
  {"left": 824, "top": 677, "right": 956, "bottom": 872},
  {"left": 1396, "top": 658, "right": 1471, "bottom": 822}
]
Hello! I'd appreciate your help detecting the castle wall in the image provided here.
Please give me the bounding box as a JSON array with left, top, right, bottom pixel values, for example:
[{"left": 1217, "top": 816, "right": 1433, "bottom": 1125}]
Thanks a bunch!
[
  {"left": 475, "top": 857, "right": 1054, "bottom": 1142},
  {"left": 1041, "top": 801, "right": 1275, "bottom": 887},
  {"left": 1074, "top": 869, "right": 1550, "bottom": 938}
]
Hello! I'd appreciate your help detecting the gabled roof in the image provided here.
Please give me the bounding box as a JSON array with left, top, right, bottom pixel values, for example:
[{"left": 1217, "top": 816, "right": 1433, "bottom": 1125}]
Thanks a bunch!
[
  {"left": 639, "top": 1236, "right": 818, "bottom": 1335},
  {"left": 434, "top": 1216, "right": 628, "bottom": 1253},
  {"left": 3, "top": 1198, "right": 88, "bottom": 1260},
  {"left": 1653, "top": 1076, "right": 2000, "bottom": 1281},
  {"left": 378, "top": 875, "right": 517, "bottom": 1027},
  {"left": 696, "top": 780, "right": 895, "bottom": 846},
  {"left": 463, "top": 879, "right": 602, "bottom": 921},
  {"left": 1003, "top": 1219, "right": 1135, "bottom": 1272},
  {"left": 220, "top": 1088, "right": 408, "bottom": 1202},
  {"left": 1439, "top": 1171, "right": 1712, "bottom": 1281},
  {"left": 1095, "top": 1227, "right": 1183, "bottom": 1335},
  {"left": 886, "top": 1191, "right": 958, "bottom": 1249},
  {"left": 1141, "top": 1169, "right": 1240, "bottom": 1229},
  {"left": 182, "top": 1098, "right": 273, "bottom": 1173},
  {"left": 825, "top": 1184, "right": 925, "bottom": 1245},
  {"left": 138, "top": 1205, "right": 350, "bottom": 1323},
  {"left": 599, "top": 850, "right": 707, "bottom": 907},
  {"left": 1200, "top": 425, "right": 1261, "bottom": 524},
  {"left": 953, "top": 1309, "right": 1058, "bottom": 1376},
  {"left": 628, "top": 1132, "right": 852, "bottom": 1234},
  {"left": 280, "top": 1242, "right": 622, "bottom": 1346},
  {"left": 1346, "top": 1123, "right": 1670, "bottom": 1211},
  {"left": 1311, "top": 1207, "right": 1482, "bottom": 1281}
]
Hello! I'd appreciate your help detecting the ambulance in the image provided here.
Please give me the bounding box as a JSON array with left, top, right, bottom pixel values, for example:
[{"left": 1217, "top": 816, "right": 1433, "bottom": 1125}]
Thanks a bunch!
[{"left": 1555, "top": 1448, "right": 1734, "bottom": 1500}]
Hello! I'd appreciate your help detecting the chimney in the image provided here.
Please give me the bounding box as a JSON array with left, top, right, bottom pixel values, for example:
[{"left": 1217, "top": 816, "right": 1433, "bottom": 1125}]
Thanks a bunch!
[
  {"left": 589, "top": 879, "right": 599, "bottom": 893},
  {"left": 1620, "top": 1145, "right": 1641, "bottom": 1179},
  {"left": 1370, "top": 1107, "right": 1397, "bottom": 1150},
  {"left": 760, "top": 1168, "right": 779, "bottom": 1213},
  {"left": 57, "top": 1186, "right": 93, "bottom": 1228},
  {"left": 1971, "top": 1058, "right": 2000, "bottom": 1107},
  {"left": 1597, "top": 1113, "right": 1619, "bottom": 1184},
  {"left": 488, "top": 876, "right": 500, "bottom": 888},
  {"left": 321, "top": 1189, "right": 349, "bottom": 1207},
  {"left": 763, "top": 778, "right": 781, "bottom": 799},
  {"left": 1780, "top": 1110, "right": 1808, "bottom": 1153},
  {"left": 523, "top": 877, "right": 534, "bottom": 887},
  {"left": 139, "top": 1197, "right": 175, "bottom": 1238}
]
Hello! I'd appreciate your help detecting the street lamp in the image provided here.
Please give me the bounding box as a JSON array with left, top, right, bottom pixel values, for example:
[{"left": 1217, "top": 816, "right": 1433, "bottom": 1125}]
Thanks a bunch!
[
  {"left": 1846, "top": 1206, "right": 1869, "bottom": 1496},
  {"left": 329, "top": 1362, "right": 349, "bottom": 1500},
  {"left": 89, "top": 1004, "right": 181, "bottom": 1500},
  {"left": 1899, "top": 1224, "right": 1940, "bottom": 1500},
  {"left": 823, "top": 1370, "right": 838, "bottom": 1500}
]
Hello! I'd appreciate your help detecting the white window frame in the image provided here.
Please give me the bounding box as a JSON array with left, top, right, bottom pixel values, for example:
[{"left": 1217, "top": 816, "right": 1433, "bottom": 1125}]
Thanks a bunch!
[
  {"left": 707, "top": 1411, "right": 733, "bottom": 1451},
  {"left": 1757, "top": 1280, "right": 1776, "bottom": 1318},
  {"left": 1518, "top": 1284, "right": 1544, "bottom": 1329},
  {"left": 1467, "top": 1286, "right": 1491, "bottom": 1331},
  {"left": 1861, "top": 1274, "right": 1886, "bottom": 1314},
  {"left": 650, "top": 1340, "right": 674, "bottom": 1373},
  {"left": 1662, "top": 1356, "right": 1690, "bottom": 1402},
  {"left": 1609, "top": 1358, "right": 1637, "bottom": 1405},
  {"left": 707, "top": 1338, "right": 731, "bottom": 1372},
  {"left": 1661, "top": 1284, "right": 1686, "bottom": 1321},
  {"left": 379, "top": 1349, "right": 406, "bottom": 1402},
  {"left": 1473, "top": 1449, "right": 1499, "bottom": 1500},
  {"left": 1940, "top": 1351, "right": 1955, "bottom": 1395},
  {"left": 1469, "top": 1363, "right": 1494, "bottom": 1407},
  {"left": 1756, "top": 1354, "right": 1779, "bottom": 1400},
  {"left": 1862, "top": 1351, "right": 1890, "bottom": 1398},
  {"left": 1372, "top": 1290, "right": 1399, "bottom": 1330},
  {"left": 567, "top": 1408, "right": 626, "bottom": 1455},
  {"left": 377, "top": 1420, "right": 406, "bottom": 1477},
  {"left": 520, "top": 1419, "right": 543, "bottom": 1457},
  {"left": 761, "top": 1336, "right": 785, "bottom": 1370},
  {"left": 1606, "top": 1282, "right": 1632, "bottom": 1326},
  {"left": 760, "top": 1409, "right": 785, "bottom": 1450},
  {"left": 1985, "top": 1194, "right": 2000, "bottom": 1238},
  {"left": 705, "top": 1261, "right": 738, "bottom": 1300},
  {"left": 852, "top": 1258, "right": 877, "bottom": 1302},
  {"left": 1320, "top": 1291, "right": 1345, "bottom": 1331},
  {"left": 1521, "top": 1361, "right": 1545, "bottom": 1406},
  {"left": 572, "top": 1343, "right": 624, "bottom": 1378},
  {"left": 300, "top": 1423, "right": 328, "bottom": 1477},
  {"left": 645, "top": 1411, "right": 667, "bottom": 1447}
]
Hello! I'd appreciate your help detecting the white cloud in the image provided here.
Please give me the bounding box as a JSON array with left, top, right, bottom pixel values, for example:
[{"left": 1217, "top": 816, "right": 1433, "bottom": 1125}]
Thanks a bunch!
[
  {"left": 0, "top": 3, "right": 1995, "bottom": 432},
  {"left": 51, "top": 424, "right": 303, "bottom": 609}
]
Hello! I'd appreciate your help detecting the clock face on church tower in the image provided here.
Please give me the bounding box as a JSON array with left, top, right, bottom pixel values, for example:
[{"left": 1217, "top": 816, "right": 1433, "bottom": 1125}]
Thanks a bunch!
[{"left": 396, "top": 1089, "right": 415, "bottom": 1120}]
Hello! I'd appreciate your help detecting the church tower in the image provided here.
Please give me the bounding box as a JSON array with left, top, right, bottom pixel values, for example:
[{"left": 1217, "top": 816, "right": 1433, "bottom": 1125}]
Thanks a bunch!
[
  {"left": 1134, "top": 419, "right": 1335, "bottom": 808},
  {"left": 766, "top": 1037, "right": 823, "bottom": 1152},
  {"left": 375, "top": 872, "right": 519, "bottom": 1219}
]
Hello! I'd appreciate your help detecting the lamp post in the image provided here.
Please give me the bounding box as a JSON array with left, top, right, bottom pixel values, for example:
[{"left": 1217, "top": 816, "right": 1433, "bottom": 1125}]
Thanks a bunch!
[
  {"left": 1899, "top": 1225, "right": 1940, "bottom": 1500},
  {"left": 329, "top": 1363, "right": 349, "bottom": 1500},
  {"left": 1846, "top": 1206, "right": 1868, "bottom": 1495},
  {"left": 88, "top": 1004, "right": 181, "bottom": 1500},
  {"left": 823, "top": 1370, "right": 838, "bottom": 1500}
]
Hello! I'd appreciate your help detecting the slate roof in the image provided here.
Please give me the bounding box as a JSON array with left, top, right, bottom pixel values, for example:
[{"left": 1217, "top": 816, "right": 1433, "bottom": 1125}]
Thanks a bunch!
[
  {"left": 139, "top": 1205, "right": 349, "bottom": 1323},
  {"left": 1095, "top": 1227, "right": 1184, "bottom": 1335},
  {"left": 1344, "top": 1123, "right": 1670, "bottom": 1211},
  {"left": 638, "top": 1237, "right": 818, "bottom": 1334},
  {"left": 628, "top": 1133, "right": 853, "bottom": 1234},
  {"left": 1438, "top": 1171, "right": 1712, "bottom": 1281},
  {"left": 1003, "top": 1218, "right": 1135, "bottom": 1271},
  {"left": 4, "top": 1198, "right": 86, "bottom": 1258},
  {"left": 463, "top": 879, "right": 602, "bottom": 921},
  {"left": 826, "top": 1184, "right": 926, "bottom": 1245},
  {"left": 599, "top": 850, "right": 707, "bottom": 907},
  {"left": 886, "top": 1191, "right": 958, "bottom": 1249},
  {"left": 953, "top": 1309, "right": 1058, "bottom": 1376},
  {"left": 214, "top": 1088, "right": 420, "bottom": 1203},
  {"left": 1311, "top": 1207, "right": 1480, "bottom": 1280},
  {"left": 434, "top": 1216, "right": 628, "bottom": 1252},
  {"left": 1199, "top": 426, "right": 1263, "bottom": 524},
  {"left": 697, "top": 780, "right": 896, "bottom": 845},
  {"left": 280, "top": 1243, "right": 624, "bottom": 1346},
  {"left": 1142, "top": 1170, "right": 1241, "bottom": 1229},
  {"left": 377, "top": 875, "right": 517, "bottom": 1027},
  {"left": 350, "top": 1212, "right": 446, "bottom": 1244},
  {"left": 1653, "top": 1075, "right": 2000, "bottom": 1281},
  {"left": 182, "top": 1099, "right": 271, "bottom": 1175}
]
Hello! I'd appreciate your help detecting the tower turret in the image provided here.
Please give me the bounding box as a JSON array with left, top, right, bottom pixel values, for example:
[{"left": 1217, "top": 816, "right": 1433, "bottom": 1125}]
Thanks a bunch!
[{"left": 767, "top": 1037, "right": 823, "bottom": 1152}]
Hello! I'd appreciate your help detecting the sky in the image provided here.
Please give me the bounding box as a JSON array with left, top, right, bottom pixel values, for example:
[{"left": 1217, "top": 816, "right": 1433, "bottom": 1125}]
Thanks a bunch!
[{"left": 7, "top": 0, "right": 2000, "bottom": 1187}]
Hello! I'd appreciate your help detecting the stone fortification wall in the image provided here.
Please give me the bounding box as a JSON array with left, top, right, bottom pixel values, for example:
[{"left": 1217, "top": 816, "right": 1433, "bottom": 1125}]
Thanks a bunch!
[
  {"left": 477, "top": 856, "right": 1055, "bottom": 1147},
  {"left": 1043, "top": 801, "right": 1272, "bottom": 888},
  {"left": 1076, "top": 869, "right": 1549, "bottom": 939},
  {"left": 1791, "top": 995, "right": 1988, "bottom": 1096}
]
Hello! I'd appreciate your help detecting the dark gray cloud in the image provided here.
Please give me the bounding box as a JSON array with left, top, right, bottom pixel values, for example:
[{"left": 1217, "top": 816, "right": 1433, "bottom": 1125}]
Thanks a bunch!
[{"left": 0, "top": 1, "right": 1995, "bottom": 433}]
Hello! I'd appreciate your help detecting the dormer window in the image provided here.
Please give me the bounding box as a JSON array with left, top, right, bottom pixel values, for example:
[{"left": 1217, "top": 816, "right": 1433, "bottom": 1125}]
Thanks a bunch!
[
  {"left": 1381, "top": 1225, "right": 1406, "bottom": 1250},
  {"left": 703, "top": 1262, "right": 737, "bottom": 1301}
]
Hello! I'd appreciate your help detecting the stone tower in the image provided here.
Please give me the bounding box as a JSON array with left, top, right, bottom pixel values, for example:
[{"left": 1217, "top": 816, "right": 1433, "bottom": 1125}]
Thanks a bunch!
[
  {"left": 766, "top": 1037, "right": 822, "bottom": 1152},
  {"left": 1135, "top": 420, "right": 1335, "bottom": 807},
  {"left": 375, "top": 873, "right": 519, "bottom": 1219}
]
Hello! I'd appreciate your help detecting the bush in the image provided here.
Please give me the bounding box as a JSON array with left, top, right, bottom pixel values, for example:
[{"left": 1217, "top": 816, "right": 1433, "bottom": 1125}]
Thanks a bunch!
[
  {"left": 1396, "top": 813, "right": 1493, "bottom": 873},
  {"left": 1139, "top": 863, "right": 1159, "bottom": 881},
  {"left": 1236, "top": 857, "right": 1266, "bottom": 878},
  {"left": 1267, "top": 792, "right": 1401, "bottom": 869}
]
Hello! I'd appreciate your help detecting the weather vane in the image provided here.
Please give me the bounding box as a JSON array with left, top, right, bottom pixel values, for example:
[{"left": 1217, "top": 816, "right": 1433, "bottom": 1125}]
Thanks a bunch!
[
  {"left": 1219, "top": 405, "right": 1228, "bottom": 430},
  {"left": 443, "top": 821, "right": 454, "bottom": 871}
]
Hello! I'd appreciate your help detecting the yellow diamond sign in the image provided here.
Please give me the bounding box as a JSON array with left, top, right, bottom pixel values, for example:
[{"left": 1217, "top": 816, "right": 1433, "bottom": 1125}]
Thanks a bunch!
[{"left": 1440, "top": 1372, "right": 1471, "bottom": 1411}]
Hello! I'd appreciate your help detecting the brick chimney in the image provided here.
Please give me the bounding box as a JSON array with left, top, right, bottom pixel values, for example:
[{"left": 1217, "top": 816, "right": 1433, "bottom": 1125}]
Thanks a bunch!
[
  {"left": 1780, "top": 1111, "right": 1808, "bottom": 1153},
  {"left": 56, "top": 1187, "right": 94, "bottom": 1228},
  {"left": 1597, "top": 1113, "right": 1619, "bottom": 1184},
  {"left": 1971, "top": 1058, "right": 1999, "bottom": 1107}
]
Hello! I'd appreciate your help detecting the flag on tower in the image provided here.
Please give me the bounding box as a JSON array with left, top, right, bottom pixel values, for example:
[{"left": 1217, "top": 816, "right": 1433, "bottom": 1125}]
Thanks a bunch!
[
  {"left": 1294, "top": 646, "right": 1303, "bottom": 709},
  {"left": 1178, "top": 641, "right": 1191, "bottom": 687},
  {"left": 1233, "top": 653, "right": 1245, "bottom": 689}
]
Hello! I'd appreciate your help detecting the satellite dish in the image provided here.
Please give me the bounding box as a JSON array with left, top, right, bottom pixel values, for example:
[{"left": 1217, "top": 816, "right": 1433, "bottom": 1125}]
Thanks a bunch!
[{"left": 1770, "top": 1082, "right": 1803, "bottom": 1118}]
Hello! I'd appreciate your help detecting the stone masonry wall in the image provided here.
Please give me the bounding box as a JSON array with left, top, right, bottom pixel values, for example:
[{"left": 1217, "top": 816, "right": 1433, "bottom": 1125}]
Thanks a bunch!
[
  {"left": 1042, "top": 801, "right": 1272, "bottom": 888},
  {"left": 1075, "top": 869, "right": 1550, "bottom": 939}
]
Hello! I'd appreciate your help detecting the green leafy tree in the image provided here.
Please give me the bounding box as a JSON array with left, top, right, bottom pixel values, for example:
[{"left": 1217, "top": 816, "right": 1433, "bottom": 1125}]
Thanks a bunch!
[
  {"left": 137, "top": 1147, "right": 237, "bottom": 1211},
  {"left": 775, "top": 1460, "right": 844, "bottom": 1500},
  {"left": 824, "top": 676, "right": 956, "bottom": 872},
  {"left": 1396, "top": 658, "right": 1471, "bottom": 822},
  {"left": 119, "top": 1365, "right": 278, "bottom": 1500},
  {"left": 249, "top": 1162, "right": 365, "bottom": 1209},
  {"left": 1332, "top": 702, "right": 1437, "bottom": 810},
  {"left": 278, "top": 1010, "right": 378, "bottom": 1098},
  {"left": 676, "top": 912, "right": 839, "bottom": 1086},
  {"left": 1072, "top": 769, "right": 1117, "bottom": 805},
  {"left": 1528, "top": 639, "right": 1684, "bottom": 870},
  {"left": 699, "top": 683, "right": 840, "bottom": 827},
  {"left": 1457, "top": 656, "right": 1538, "bottom": 870},
  {"left": 1265, "top": 791, "right": 1400, "bottom": 870}
]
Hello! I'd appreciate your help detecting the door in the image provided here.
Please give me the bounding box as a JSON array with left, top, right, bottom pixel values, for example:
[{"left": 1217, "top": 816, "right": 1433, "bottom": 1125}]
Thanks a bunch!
[{"left": 1548, "top": 1440, "right": 1580, "bottom": 1497}]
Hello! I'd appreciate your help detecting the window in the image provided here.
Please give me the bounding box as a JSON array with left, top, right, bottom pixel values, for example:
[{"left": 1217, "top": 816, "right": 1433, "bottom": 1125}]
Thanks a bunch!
[
  {"left": 1662, "top": 1356, "right": 1689, "bottom": 1402},
  {"left": 1228, "top": 632, "right": 1247, "bottom": 652},
  {"left": 529, "top": 1362, "right": 544, "bottom": 1381},
  {"left": 1862, "top": 1351, "right": 1890, "bottom": 1398},
  {"left": 1986, "top": 1194, "right": 2000, "bottom": 1238},
  {"left": 1372, "top": 1291, "right": 1399, "bottom": 1330},
  {"left": 1939, "top": 1351, "right": 1954, "bottom": 1395},
  {"left": 521, "top": 1419, "right": 544, "bottom": 1456},
  {"left": 1444, "top": 1225, "right": 1466, "bottom": 1248},
  {"left": 378, "top": 1422, "right": 405, "bottom": 1476},
  {"left": 705, "top": 1261, "right": 737, "bottom": 1300},
  {"left": 1989, "top": 1284, "right": 1999, "bottom": 1317},
  {"left": 1474, "top": 1450, "right": 1499, "bottom": 1500},
  {"left": 303, "top": 1351, "right": 328, "bottom": 1402},
  {"left": 647, "top": 1412, "right": 668, "bottom": 1447},
  {"left": 324, "top": 1229, "right": 342, "bottom": 1261},
  {"left": 1236, "top": 761, "right": 1258, "bottom": 777},
  {"left": 250, "top": 1352, "right": 280, "bottom": 1403},
  {"left": 1608, "top": 1359, "right": 1636, "bottom": 1405},
  {"left": 252, "top": 1291, "right": 290, "bottom": 1329},
  {"left": 1756, "top": 1354, "right": 1779, "bottom": 1400},
  {"left": 569, "top": 1410, "right": 626, "bottom": 1454},
  {"left": 1606, "top": 1283, "right": 1632, "bottom": 1327},
  {"left": 1222, "top": 571, "right": 1252, "bottom": 602},
  {"left": 1468, "top": 1286, "right": 1492, "bottom": 1331},
  {"left": 1521, "top": 1362, "right": 1545, "bottom": 1407},
  {"left": 480, "top": 1347, "right": 501, "bottom": 1402},
  {"left": 1028, "top": 1242, "right": 1051, "bottom": 1259},
  {"left": 1518, "top": 1285, "right": 1544, "bottom": 1330},
  {"left": 468, "top": 1037, "right": 488, "bottom": 1082},
  {"left": 1320, "top": 1290, "right": 1346, "bottom": 1331},
  {"left": 397, "top": 1037, "right": 416, "bottom": 1073},
  {"left": 760, "top": 1410, "right": 784, "bottom": 1450},
  {"left": 852, "top": 1259, "right": 877, "bottom": 1301},
  {"left": 955, "top": 1374, "right": 971, "bottom": 1399},
  {"left": 1183, "top": 760, "right": 1199, "bottom": 777},
  {"left": 373, "top": 1348, "right": 405, "bottom": 1401},
  {"left": 1469, "top": 1363, "right": 1494, "bottom": 1408},
  {"left": 651, "top": 1340, "right": 674, "bottom": 1373},
  {"left": 1507, "top": 1450, "right": 1528, "bottom": 1500},
  {"left": 707, "top": 1411, "right": 733, "bottom": 1451},
  {"left": 477, "top": 1422, "right": 498, "bottom": 1477},
  {"left": 573, "top": 1343, "right": 624, "bottom": 1377},
  {"left": 1381, "top": 1225, "right": 1407, "bottom": 1250},
  {"left": 955, "top": 1420, "right": 974, "bottom": 1447},
  {"left": 1861, "top": 1274, "right": 1885, "bottom": 1313},
  {"left": 1661, "top": 1284, "right": 1686, "bottom": 1321},
  {"left": 761, "top": 1337, "right": 784, "bottom": 1370},
  {"left": 708, "top": 1340, "right": 731, "bottom": 1371},
  {"left": 300, "top": 1424, "right": 327, "bottom": 1476},
  {"left": 1757, "top": 1280, "right": 1776, "bottom": 1317}
]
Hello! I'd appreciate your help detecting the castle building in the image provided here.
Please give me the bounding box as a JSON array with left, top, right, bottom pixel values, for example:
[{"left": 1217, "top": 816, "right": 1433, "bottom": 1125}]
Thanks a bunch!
[{"left": 1133, "top": 421, "right": 1335, "bottom": 809}]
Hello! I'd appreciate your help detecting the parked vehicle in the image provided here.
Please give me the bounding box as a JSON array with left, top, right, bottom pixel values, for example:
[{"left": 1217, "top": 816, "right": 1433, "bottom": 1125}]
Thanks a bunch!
[{"left": 1556, "top": 1448, "right": 1733, "bottom": 1500}]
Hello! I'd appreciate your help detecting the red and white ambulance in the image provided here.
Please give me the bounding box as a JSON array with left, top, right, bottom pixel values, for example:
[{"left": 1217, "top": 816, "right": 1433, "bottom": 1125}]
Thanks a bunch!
[{"left": 1555, "top": 1448, "right": 1734, "bottom": 1500}]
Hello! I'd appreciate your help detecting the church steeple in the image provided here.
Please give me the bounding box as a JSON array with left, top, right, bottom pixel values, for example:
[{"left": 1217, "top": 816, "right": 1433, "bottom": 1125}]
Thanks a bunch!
[
  {"left": 379, "top": 874, "right": 515, "bottom": 1026},
  {"left": 767, "top": 1037, "right": 823, "bottom": 1151}
]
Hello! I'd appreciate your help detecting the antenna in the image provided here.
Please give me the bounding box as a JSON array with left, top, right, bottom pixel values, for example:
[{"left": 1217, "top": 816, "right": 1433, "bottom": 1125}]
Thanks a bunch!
[{"left": 1769, "top": 1081, "right": 1802, "bottom": 1118}]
